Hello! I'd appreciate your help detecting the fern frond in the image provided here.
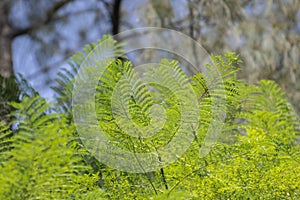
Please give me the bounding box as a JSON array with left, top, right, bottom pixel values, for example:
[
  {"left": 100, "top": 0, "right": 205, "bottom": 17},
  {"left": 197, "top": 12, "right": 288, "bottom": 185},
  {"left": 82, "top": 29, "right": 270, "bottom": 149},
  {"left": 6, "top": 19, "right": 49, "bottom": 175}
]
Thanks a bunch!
[
  {"left": 0, "top": 121, "right": 13, "bottom": 163},
  {"left": 0, "top": 75, "right": 20, "bottom": 122},
  {"left": 190, "top": 52, "right": 243, "bottom": 146},
  {"left": 53, "top": 35, "right": 125, "bottom": 113}
]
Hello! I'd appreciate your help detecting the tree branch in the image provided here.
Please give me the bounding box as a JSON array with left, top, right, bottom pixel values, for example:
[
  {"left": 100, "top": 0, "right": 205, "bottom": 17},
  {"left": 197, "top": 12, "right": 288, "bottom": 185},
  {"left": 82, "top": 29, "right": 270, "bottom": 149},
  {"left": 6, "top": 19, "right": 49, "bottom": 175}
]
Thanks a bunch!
[{"left": 12, "top": 0, "right": 74, "bottom": 38}]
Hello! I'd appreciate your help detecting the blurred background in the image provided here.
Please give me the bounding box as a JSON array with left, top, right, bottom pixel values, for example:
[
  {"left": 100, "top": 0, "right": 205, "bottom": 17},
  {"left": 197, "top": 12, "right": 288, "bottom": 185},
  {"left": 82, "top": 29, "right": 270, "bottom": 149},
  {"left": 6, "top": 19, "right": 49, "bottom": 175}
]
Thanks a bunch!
[{"left": 0, "top": 0, "right": 299, "bottom": 114}]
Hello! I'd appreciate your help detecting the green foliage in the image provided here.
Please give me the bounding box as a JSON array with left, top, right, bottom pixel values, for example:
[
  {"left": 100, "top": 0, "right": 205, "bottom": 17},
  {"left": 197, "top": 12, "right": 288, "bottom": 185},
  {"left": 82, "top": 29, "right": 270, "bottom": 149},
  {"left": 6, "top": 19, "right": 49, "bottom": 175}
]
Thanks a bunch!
[
  {"left": 0, "top": 74, "right": 37, "bottom": 122},
  {"left": 0, "top": 36, "right": 299, "bottom": 199},
  {"left": 95, "top": 59, "right": 185, "bottom": 153},
  {"left": 52, "top": 35, "right": 124, "bottom": 114},
  {"left": 0, "top": 96, "right": 105, "bottom": 199},
  {"left": 0, "top": 75, "right": 19, "bottom": 119}
]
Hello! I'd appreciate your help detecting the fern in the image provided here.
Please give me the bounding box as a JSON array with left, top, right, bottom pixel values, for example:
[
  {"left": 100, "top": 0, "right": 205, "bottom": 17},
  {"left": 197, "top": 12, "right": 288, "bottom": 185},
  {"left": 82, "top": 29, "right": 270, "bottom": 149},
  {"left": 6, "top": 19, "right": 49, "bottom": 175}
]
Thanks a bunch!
[
  {"left": 190, "top": 52, "right": 243, "bottom": 148},
  {"left": 0, "top": 121, "right": 13, "bottom": 164},
  {"left": 0, "top": 74, "right": 39, "bottom": 164},
  {"left": 239, "top": 80, "right": 299, "bottom": 144},
  {"left": 0, "top": 75, "right": 20, "bottom": 119},
  {"left": 0, "top": 74, "right": 37, "bottom": 122},
  {"left": 52, "top": 35, "right": 124, "bottom": 113},
  {"left": 0, "top": 95, "right": 104, "bottom": 199}
]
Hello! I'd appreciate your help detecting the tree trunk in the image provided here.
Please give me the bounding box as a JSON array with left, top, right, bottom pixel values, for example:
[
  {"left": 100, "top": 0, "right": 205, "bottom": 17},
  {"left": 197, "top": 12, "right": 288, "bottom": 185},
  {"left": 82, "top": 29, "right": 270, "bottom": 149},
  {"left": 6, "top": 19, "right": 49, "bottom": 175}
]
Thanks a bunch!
[
  {"left": 0, "top": 1, "right": 14, "bottom": 78},
  {"left": 111, "top": 0, "right": 122, "bottom": 35}
]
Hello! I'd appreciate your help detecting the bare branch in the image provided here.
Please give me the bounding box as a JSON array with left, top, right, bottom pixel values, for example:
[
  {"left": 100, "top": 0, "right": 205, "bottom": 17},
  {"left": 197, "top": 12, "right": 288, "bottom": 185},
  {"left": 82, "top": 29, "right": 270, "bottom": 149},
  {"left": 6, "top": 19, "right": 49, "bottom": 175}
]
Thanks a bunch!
[{"left": 12, "top": 0, "right": 74, "bottom": 38}]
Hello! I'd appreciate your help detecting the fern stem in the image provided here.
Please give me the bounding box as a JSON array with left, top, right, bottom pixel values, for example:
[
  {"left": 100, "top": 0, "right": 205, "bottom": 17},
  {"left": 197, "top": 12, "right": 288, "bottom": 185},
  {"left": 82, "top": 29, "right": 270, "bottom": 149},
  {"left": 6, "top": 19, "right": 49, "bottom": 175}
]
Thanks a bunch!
[
  {"left": 159, "top": 157, "right": 168, "bottom": 190},
  {"left": 154, "top": 146, "right": 168, "bottom": 190}
]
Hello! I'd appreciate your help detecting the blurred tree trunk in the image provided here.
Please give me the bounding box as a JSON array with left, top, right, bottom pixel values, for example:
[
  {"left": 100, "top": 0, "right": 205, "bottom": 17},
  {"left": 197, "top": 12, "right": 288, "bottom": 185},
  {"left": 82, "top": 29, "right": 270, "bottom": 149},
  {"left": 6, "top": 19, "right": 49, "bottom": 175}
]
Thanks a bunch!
[
  {"left": 0, "top": 0, "right": 14, "bottom": 78},
  {"left": 111, "top": 0, "right": 122, "bottom": 34}
]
